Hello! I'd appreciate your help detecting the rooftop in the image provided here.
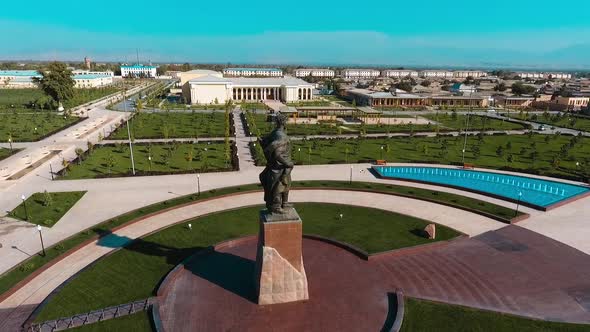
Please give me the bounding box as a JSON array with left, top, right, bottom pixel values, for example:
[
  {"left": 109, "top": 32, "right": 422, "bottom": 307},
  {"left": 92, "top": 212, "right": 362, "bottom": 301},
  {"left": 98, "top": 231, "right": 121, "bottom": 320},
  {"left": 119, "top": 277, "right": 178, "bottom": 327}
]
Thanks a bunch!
[
  {"left": 121, "top": 64, "right": 157, "bottom": 69},
  {"left": 347, "top": 88, "right": 422, "bottom": 99},
  {"left": 73, "top": 74, "right": 110, "bottom": 80},
  {"left": 0, "top": 70, "right": 41, "bottom": 77},
  {"left": 188, "top": 76, "right": 312, "bottom": 86},
  {"left": 224, "top": 68, "right": 282, "bottom": 72}
]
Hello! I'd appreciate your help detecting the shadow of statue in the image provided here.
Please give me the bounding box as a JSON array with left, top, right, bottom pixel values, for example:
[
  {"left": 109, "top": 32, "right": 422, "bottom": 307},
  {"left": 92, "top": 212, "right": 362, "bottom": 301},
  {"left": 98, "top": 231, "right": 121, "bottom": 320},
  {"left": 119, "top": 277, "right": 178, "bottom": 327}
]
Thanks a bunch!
[{"left": 185, "top": 250, "right": 257, "bottom": 303}]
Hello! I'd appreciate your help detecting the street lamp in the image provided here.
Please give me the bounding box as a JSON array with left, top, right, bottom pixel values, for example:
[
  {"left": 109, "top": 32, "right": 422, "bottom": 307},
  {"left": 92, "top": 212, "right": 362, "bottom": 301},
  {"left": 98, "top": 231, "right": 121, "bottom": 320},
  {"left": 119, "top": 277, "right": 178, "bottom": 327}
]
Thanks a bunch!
[
  {"left": 49, "top": 163, "right": 54, "bottom": 180},
  {"left": 8, "top": 136, "right": 13, "bottom": 153},
  {"left": 197, "top": 174, "right": 201, "bottom": 195},
  {"left": 148, "top": 155, "right": 152, "bottom": 172},
  {"left": 380, "top": 146, "right": 384, "bottom": 160},
  {"left": 298, "top": 148, "right": 301, "bottom": 162},
  {"left": 515, "top": 191, "right": 523, "bottom": 217},
  {"left": 349, "top": 165, "right": 353, "bottom": 184},
  {"left": 21, "top": 194, "right": 29, "bottom": 221},
  {"left": 37, "top": 225, "right": 46, "bottom": 256}
]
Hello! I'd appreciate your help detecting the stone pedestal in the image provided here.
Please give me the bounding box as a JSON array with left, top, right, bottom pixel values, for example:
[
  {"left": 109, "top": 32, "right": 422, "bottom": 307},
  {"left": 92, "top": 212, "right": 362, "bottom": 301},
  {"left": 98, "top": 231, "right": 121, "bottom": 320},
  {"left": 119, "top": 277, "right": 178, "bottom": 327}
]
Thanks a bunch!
[{"left": 254, "top": 208, "right": 309, "bottom": 305}]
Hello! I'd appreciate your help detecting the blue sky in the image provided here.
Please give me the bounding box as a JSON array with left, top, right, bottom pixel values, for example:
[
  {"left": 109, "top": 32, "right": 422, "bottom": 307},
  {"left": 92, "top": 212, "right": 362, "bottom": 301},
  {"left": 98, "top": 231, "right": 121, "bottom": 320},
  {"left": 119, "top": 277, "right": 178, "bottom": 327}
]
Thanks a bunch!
[{"left": 1, "top": 0, "right": 590, "bottom": 68}]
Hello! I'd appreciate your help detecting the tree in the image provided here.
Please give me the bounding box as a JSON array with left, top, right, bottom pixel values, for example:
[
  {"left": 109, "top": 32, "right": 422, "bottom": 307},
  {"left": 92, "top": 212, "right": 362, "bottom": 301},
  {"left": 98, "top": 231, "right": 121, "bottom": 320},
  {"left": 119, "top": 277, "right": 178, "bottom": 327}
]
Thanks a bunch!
[
  {"left": 395, "top": 81, "right": 413, "bottom": 92},
  {"left": 505, "top": 141, "right": 512, "bottom": 150},
  {"left": 420, "top": 80, "right": 432, "bottom": 87},
  {"left": 105, "top": 153, "right": 115, "bottom": 174},
  {"left": 43, "top": 190, "right": 53, "bottom": 207},
  {"left": 87, "top": 141, "right": 94, "bottom": 153},
  {"left": 33, "top": 62, "right": 75, "bottom": 110},
  {"left": 511, "top": 82, "right": 536, "bottom": 95},
  {"left": 472, "top": 145, "right": 481, "bottom": 159},
  {"left": 75, "top": 148, "right": 84, "bottom": 164},
  {"left": 496, "top": 145, "right": 504, "bottom": 158},
  {"left": 185, "top": 148, "right": 194, "bottom": 171},
  {"left": 61, "top": 158, "right": 70, "bottom": 176},
  {"left": 494, "top": 83, "right": 507, "bottom": 92}
]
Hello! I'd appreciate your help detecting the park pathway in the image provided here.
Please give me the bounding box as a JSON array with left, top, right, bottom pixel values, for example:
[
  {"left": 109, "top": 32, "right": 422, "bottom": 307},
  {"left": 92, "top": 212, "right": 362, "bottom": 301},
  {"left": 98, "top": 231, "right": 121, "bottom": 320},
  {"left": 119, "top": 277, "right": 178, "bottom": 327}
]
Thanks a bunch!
[
  {"left": 233, "top": 107, "right": 257, "bottom": 171},
  {"left": 0, "top": 189, "right": 505, "bottom": 332}
]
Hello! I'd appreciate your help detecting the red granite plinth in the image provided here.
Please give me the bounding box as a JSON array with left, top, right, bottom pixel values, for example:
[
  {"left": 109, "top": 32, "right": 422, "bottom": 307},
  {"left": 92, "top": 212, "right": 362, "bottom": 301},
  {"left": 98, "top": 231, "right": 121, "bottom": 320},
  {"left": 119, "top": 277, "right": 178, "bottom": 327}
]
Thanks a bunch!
[{"left": 254, "top": 209, "right": 309, "bottom": 305}]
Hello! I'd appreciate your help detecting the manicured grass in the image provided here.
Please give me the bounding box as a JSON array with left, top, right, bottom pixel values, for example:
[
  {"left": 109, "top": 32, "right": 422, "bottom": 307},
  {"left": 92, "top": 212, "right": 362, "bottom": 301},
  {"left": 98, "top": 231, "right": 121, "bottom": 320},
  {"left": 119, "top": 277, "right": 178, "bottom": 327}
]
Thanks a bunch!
[
  {"left": 401, "top": 298, "right": 590, "bottom": 332},
  {"left": 517, "top": 113, "right": 590, "bottom": 132},
  {"left": 9, "top": 191, "right": 86, "bottom": 227},
  {"left": 251, "top": 134, "right": 590, "bottom": 181},
  {"left": 62, "top": 142, "right": 232, "bottom": 179},
  {"left": 0, "top": 113, "right": 82, "bottom": 142},
  {"left": 0, "top": 87, "right": 121, "bottom": 111},
  {"left": 0, "top": 147, "right": 16, "bottom": 161},
  {"left": 34, "top": 203, "right": 459, "bottom": 320},
  {"left": 286, "top": 100, "right": 332, "bottom": 107},
  {"left": 0, "top": 181, "right": 517, "bottom": 302},
  {"left": 240, "top": 102, "right": 269, "bottom": 111},
  {"left": 108, "top": 111, "right": 227, "bottom": 139},
  {"left": 424, "top": 113, "right": 526, "bottom": 131},
  {"left": 68, "top": 311, "right": 153, "bottom": 332}
]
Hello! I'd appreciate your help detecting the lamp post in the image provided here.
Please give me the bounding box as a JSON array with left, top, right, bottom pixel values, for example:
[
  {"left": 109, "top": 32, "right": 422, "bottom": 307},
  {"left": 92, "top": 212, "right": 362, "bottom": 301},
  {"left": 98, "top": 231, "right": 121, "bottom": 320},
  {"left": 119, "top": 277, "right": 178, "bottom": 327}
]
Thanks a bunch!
[
  {"left": 380, "top": 146, "right": 384, "bottom": 160},
  {"left": 148, "top": 155, "right": 152, "bottom": 172},
  {"left": 298, "top": 148, "right": 301, "bottom": 163},
  {"left": 123, "top": 91, "right": 135, "bottom": 175},
  {"left": 462, "top": 88, "right": 474, "bottom": 164},
  {"left": 515, "top": 191, "right": 523, "bottom": 217},
  {"left": 37, "top": 225, "right": 46, "bottom": 256},
  {"left": 197, "top": 174, "right": 201, "bottom": 195},
  {"left": 49, "top": 163, "right": 54, "bottom": 180},
  {"left": 8, "top": 136, "right": 13, "bottom": 153},
  {"left": 21, "top": 194, "right": 29, "bottom": 221},
  {"left": 349, "top": 165, "right": 353, "bottom": 184}
]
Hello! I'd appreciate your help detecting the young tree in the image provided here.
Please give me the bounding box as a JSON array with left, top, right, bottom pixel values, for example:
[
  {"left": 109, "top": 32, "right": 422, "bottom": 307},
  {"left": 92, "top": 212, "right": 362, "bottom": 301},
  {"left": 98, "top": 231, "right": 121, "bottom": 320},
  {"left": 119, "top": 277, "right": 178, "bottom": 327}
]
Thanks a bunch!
[
  {"left": 105, "top": 153, "right": 115, "bottom": 174},
  {"left": 472, "top": 145, "right": 481, "bottom": 159},
  {"left": 496, "top": 145, "right": 504, "bottom": 158},
  {"left": 43, "top": 190, "right": 53, "bottom": 207},
  {"left": 61, "top": 158, "right": 70, "bottom": 176},
  {"left": 33, "top": 62, "right": 75, "bottom": 110},
  {"left": 75, "top": 147, "right": 84, "bottom": 164},
  {"left": 185, "top": 147, "right": 194, "bottom": 171}
]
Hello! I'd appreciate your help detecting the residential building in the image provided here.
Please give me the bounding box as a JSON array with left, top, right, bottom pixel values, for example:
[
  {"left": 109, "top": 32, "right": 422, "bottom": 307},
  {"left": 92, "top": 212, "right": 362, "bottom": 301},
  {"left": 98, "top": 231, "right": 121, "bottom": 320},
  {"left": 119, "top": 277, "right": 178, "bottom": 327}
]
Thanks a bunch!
[
  {"left": 517, "top": 72, "right": 572, "bottom": 80},
  {"left": 223, "top": 68, "right": 283, "bottom": 77},
  {"left": 548, "top": 73, "right": 572, "bottom": 80},
  {"left": 420, "top": 70, "right": 454, "bottom": 79},
  {"left": 72, "top": 69, "right": 114, "bottom": 77},
  {"left": 454, "top": 70, "right": 487, "bottom": 78},
  {"left": 294, "top": 68, "right": 335, "bottom": 78},
  {"left": 183, "top": 76, "right": 314, "bottom": 104},
  {"left": 73, "top": 74, "right": 113, "bottom": 88},
  {"left": 121, "top": 64, "right": 157, "bottom": 78},
  {"left": 450, "top": 83, "right": 477, "bottom": 94},
  {"left": 179, "top": 69, "right": 223, "bottom": 86},
  {"left": 382, "top": 70, "right": 419, "bottom": 78},
  {"left": 555, "top": 96, "right": 589, "bottom": 110},
  {"left": 0, "top": 70, "right": 41, "bottom": 88},
  {"left": 344, "top": 88, "right": 426, "bottom": 107},
  {"left": 428, "top": 96, "right": 489, "bottom": 108},
  {"left": 341, "top": 69, "right": 381, "bottom": 79}
]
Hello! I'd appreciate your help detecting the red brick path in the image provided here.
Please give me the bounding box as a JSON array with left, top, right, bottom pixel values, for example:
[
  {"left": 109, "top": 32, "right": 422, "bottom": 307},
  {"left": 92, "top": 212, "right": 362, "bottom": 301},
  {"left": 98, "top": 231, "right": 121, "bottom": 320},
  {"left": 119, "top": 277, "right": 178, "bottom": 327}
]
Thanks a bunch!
[{"left": 158, "top": 226, "right": 590, "bottom": 331}]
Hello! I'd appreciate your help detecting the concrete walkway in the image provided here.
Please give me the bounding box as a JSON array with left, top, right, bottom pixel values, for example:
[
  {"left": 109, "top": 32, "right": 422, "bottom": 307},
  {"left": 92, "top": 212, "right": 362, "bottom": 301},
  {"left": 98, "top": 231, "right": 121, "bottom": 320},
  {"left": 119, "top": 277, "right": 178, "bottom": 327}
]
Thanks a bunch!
[{"left": 0, "top": 189, "right": 504, "bottom": 332}]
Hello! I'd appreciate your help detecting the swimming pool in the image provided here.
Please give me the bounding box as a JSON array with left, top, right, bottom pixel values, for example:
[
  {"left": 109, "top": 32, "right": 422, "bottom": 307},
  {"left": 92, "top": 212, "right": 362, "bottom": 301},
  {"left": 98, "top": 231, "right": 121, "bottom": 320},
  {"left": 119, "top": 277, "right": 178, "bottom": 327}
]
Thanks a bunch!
[{"left": 373, "top": 166, "right": 590, "bottom": 209}]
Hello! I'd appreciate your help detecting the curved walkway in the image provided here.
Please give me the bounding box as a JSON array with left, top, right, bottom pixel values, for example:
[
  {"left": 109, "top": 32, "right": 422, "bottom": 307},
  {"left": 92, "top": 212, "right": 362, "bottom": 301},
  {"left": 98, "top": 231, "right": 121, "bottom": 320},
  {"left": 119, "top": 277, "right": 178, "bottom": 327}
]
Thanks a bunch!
[{"left": 0, "top": 189, "right": 503, "bottom": 332}]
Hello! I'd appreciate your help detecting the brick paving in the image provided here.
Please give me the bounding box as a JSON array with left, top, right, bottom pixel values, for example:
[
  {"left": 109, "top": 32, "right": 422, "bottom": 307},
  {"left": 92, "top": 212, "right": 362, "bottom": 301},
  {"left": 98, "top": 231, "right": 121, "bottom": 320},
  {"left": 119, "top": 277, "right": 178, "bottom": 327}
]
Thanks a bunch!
[{"left": 159, "top": 226, "right": 590, "bottom": 331}]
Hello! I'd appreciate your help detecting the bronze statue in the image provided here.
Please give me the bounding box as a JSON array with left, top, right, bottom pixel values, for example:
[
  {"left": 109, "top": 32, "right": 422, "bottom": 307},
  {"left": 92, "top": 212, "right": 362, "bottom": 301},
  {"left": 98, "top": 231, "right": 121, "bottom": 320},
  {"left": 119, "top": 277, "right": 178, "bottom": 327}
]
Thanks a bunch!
[{"left": 259, "top": 113, "right": 294, "bottom": 214}]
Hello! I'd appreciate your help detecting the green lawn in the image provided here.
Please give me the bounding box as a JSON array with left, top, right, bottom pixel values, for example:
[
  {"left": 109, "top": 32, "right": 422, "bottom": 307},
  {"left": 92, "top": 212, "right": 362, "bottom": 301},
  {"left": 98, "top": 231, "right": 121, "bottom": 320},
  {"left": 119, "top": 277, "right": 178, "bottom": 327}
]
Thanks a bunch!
[
  {"left": 108, "top": 112, "right": 227, "bottom": 139},
  {"left": 0, "top": 87, "right": 121, "bottom": 112},
  {"left": 34, "top": 203, "right": 459, "bottom": 321},
  {"left": 251, "top": 134, "right": 590, "bottom": 181},
  {"left": 0, "top": 181, "right": 518, "bottom": 301},
  {"left": 424, "top": 113, "right": 527, "bottom": 131},
  {"left": 401, "top": 298, "right": 590, "bottom": 332},
  {"left": 9, "top": 191, "right": 86, "bottom": 227},
  {"left": 62, "top": 142, "right": 233, "bottom": 179},
  {"left": 286, "top": 100, "right": 332, "bottom": 107},
  {"left": 239, "top": 102, "right": 269, "bottom": 111},
  {"left": 0, "top": 113, "right": 82, "bottom": 142},
  {"left": 0, "top": 147, "right": 15, "bottom": 161},
  {"left": 517, "top": 113, "right": 590, "bottom": 132},
  {"left": 68, "top": 311, "right": 153, "bottom": 332}
]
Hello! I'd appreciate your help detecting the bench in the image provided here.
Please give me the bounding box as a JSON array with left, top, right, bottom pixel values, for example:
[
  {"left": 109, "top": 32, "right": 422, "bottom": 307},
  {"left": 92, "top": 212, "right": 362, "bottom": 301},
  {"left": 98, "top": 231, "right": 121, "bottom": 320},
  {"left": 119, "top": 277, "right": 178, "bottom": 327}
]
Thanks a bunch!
[
  {"left": 375, "top": 160, "right": 387, "bottom": 165},
  {"left": 463, "top": 163, "right": 475, "bottom": 169}
]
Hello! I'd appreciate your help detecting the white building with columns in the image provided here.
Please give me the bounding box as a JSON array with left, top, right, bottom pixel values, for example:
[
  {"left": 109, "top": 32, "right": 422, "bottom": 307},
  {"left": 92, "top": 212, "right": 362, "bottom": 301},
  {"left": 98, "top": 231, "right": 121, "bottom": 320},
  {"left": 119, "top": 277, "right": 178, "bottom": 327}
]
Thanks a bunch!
[
  {"left": 183, "top": 76, "right": 314, "bottom": 104},
  {"left": 294, "top": 68, "right": 335, "bottom": 78}
]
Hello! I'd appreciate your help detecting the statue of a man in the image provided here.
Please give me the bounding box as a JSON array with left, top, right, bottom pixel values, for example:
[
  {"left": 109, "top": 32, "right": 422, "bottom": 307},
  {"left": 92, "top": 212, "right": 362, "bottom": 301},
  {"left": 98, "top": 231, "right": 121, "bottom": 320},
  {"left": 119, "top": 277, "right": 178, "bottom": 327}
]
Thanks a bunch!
[{"left": 259, "top": 113, "right": 294, "bottom": 214}]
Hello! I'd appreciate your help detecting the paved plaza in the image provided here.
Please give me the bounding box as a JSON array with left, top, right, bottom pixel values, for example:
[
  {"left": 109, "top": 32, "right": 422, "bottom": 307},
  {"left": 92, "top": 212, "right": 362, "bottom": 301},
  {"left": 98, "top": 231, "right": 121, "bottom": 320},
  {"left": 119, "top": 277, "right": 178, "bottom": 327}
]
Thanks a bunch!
[{"left": 0, "top": 95, "right": 590, "bottom": 331}]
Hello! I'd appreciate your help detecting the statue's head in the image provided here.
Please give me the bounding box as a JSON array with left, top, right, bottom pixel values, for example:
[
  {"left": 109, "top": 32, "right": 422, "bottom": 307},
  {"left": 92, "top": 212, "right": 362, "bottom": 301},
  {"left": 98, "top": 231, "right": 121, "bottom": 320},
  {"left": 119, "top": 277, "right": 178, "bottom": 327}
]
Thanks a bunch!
[{"left": 275, "top": 113, "right": 288, "bottom": 128}]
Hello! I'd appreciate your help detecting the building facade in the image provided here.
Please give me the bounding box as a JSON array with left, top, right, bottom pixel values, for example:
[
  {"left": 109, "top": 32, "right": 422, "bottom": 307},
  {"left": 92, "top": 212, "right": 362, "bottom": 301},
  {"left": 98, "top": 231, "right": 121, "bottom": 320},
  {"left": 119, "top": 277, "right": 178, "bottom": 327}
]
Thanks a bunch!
[
  {"left": 121, "top": 64, "right": 157, "bottom": 78},
  {"left": 428, "top": 96, "right": 489, "bottom": 108},
  {"left": 223, "top": 68, "right": 283, "bottom": 77},
  {"left": 517, "top": 72, "right": 572, "bottom": 80},
  {"left": 294, "top": 68, "right": 335, "bottom": 78},
  {"left": 494, "top": 96, "right": 535, "bottom": 108},
  {"left": 0, "top": 70, "right": 41, "bottom": 88},
  {"left": 453, "top": 70, "right": 487, "bottom": 78},
  {"left": 72, "top": 69, "right": 114, "bottom": 77},
  {"left": 183, "top": 76, "right": 314, "bottom": 104},
  {"left": 382, "top": 70, "right": 419, "bottom": 78},
  {"left": 341, "top": 69, "right": 381, "bottom": 79},
  {"left": 555, "top": 96, "right": 589, "bottom": 110},
  {"left": 420, "top": 70, "right": 455, "bottom": 79},
  {"left": 179, "top": 69, "right": 223, "bottom": 86},
  {"left": 73, "top": 74, "right": 113, "bottom": 88},
  {"left": 344, "top": 89, "right": 426, "bottom": 107}
]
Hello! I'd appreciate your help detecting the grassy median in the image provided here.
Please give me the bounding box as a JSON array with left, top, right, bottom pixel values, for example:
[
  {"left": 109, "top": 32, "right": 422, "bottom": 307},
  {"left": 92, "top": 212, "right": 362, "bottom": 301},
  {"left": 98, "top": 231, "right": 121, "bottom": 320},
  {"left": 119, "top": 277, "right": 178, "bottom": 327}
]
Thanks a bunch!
[{"left": 9, "top": 191, "right": 86, "bottom": 227}]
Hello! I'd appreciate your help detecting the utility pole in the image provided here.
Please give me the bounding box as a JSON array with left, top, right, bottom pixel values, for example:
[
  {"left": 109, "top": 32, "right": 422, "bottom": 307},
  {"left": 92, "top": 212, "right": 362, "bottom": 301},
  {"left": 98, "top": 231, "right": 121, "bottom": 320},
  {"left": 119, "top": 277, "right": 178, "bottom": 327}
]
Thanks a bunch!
[
  {"left": 123, "top": 88, "right": 136, "bottom": 175},
  {"left": 462, "top": 87, "right": 473, "bottom": 164}
]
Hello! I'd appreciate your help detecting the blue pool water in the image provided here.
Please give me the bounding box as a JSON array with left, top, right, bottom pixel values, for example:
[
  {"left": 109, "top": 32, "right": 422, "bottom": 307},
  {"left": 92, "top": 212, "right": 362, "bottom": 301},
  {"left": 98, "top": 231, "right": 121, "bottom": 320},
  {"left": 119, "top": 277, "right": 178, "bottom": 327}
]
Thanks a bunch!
[{"left": 373, "top": 166, "right": 590, "bottom": 208}]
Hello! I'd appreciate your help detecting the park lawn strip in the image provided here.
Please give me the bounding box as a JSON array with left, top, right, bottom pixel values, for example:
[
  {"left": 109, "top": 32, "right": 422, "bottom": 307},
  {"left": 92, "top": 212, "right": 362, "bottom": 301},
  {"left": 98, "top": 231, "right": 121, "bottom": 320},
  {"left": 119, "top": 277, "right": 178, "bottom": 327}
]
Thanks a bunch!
[
  {"left": 0, "top": 147, "right": 18, "bottom": 161},
  {"left": 516, "top": 113, "right": 590, "bottom": 133},
  {"left": 401, "top": 298, "right": 590, "bottom": 332},
  {"left": 0, "top": 87, "right": 121, "bottom": 111},
  {"left": 0, "top": 113, "right": 81, "bottom": 142},
  {"left": 108, "top": 111, "right": 227, "bottom": 140},
  {"left": 251, "top": 134, "right": 590, "bottom": 181},
  {"left": 67, "top": 311, "right": 153, "bottom": 332},
  {"left": 61, "top": 142, "right": 232, "bottom": 179},
  {"left": 423, "top": 113, "right": 526, "bottom": 131},
  {"left": 0, "top": 181, "right": 518, "bottom": 302},
  {"left": 34, "top": 203, "right": 460, "bottom": 321},
  {"left": 9, "top": 191, "right": 87, "bottom": 227}
]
